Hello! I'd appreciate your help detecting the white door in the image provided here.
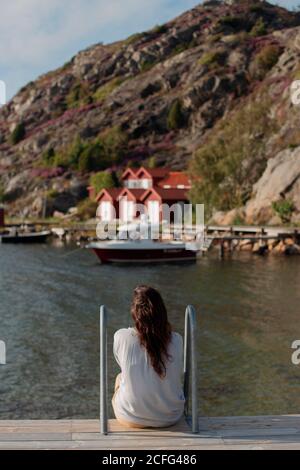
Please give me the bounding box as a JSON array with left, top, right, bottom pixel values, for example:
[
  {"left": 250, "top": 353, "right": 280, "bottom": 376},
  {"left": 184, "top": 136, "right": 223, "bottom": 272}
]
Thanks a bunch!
[{"left": 148, "top": 201, "right": 160, "bottom": 224}]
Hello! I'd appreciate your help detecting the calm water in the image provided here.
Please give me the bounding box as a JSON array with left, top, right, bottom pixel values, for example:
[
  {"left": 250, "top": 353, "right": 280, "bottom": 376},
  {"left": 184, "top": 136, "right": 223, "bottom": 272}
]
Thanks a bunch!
[{"left": 0, "top": 241, "right": 300, "bottom": 419}]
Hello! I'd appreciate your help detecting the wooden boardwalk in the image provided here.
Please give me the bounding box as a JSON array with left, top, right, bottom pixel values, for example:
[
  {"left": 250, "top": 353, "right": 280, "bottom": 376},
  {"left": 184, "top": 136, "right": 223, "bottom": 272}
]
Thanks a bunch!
[{"left": 0, "top": 415, "right": 300, "bottom": 450}]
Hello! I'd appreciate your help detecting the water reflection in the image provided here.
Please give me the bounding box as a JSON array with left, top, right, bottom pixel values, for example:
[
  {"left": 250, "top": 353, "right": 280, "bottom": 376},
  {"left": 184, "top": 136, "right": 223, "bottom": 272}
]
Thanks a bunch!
[{"left": 0, "top": 243, "right": 300, "bottom": 418}]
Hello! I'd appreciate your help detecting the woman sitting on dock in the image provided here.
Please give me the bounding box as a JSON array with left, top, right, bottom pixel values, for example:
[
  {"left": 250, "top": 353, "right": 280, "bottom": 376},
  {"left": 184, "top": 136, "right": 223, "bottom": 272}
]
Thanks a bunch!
[{"left": 112, "top": 285, "right": 185, "bottom": 428}]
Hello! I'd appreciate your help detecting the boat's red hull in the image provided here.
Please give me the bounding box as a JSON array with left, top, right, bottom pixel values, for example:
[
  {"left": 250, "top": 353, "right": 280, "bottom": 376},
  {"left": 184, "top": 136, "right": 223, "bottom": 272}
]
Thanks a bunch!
[{"left": 92, "top": 247, "right": 196, "bottom": 264}]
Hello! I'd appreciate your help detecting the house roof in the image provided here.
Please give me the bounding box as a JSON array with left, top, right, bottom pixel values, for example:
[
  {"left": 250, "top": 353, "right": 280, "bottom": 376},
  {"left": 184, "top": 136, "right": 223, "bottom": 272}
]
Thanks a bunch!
[
  {"left": 141, "top": 187, "right": 189, "bottom": 202},
  {"left": 121, "top": 166, "right": 188, "bottom": 182},
  {"left": 121, "top": 168, "right": 137, "bottom": 180},
  {"left": 136, "top": 166, "right": 171, "bottom": 179},
  {"left": 121, "top": 168, "right": 139, "bottom": 179},
  {"left": 118, "top": 188, "right": 147, "bottom": 201},
  {"left": 95, "top": 188, "right": 122, "bottom": 202},
  {"left": 158, "top": 172, "right": 191, "bottom": 188}
]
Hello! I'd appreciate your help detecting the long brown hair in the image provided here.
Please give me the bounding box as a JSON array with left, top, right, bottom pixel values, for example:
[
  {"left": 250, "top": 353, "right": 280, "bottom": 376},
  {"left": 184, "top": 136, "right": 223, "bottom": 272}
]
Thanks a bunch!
[{"left": 131, "top": 285, "right": 172, "bottom": 378}]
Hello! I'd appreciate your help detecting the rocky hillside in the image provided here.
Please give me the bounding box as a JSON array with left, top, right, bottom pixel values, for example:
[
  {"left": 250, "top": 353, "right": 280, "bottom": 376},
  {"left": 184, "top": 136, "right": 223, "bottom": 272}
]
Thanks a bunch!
[{"left": 1, "top": 0, "right": 300, "bottom": 224}]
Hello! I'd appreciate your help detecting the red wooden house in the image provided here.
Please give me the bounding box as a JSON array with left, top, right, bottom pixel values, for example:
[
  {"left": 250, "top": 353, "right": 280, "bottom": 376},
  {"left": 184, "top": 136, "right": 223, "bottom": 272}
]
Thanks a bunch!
[
  {"left": 118, "top": 188, "right": 147, "bottom": 222},
  {"left": 95, "top": 166, "right": 190, "bottom": 222},
  {"left": 122, "top": 167, "right": 171, "bottom": 190},
  {"left": 141, "top": 188, "right": 189, "bottom": 223},
  {"left": 96, "top": 188, "right": 122, "bottom": 221}
]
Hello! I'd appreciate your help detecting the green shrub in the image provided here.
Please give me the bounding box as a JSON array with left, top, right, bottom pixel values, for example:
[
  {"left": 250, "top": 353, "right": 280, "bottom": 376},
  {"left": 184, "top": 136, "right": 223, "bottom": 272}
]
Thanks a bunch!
[
  {"left": 152, "top": 24, "right": 167, "bottom": 34},
  {"left": 46, "top": 189, "right": 59, "bottom": 199},
  {"left": 89, "top": 171, "right": 116, "bottom": 194},
  {"left": 47, "top": 127, "right": 128, "bottom": 172},
  {"left": 78, "top": 140, "right": 106, "bottom": 172},
  {"left": 218, "top": 15, "right": 247, "bottom": 31},
  {"left": 288, "top": 143, "right": 299, "bottom": 150},
  {"left": 11, "top": 122, "right": 26, "bottom": 145},
  {"left": 66, "top": 136, "right": 85, "bottom": 167},
  {"left": 78, "top": 127, "right": 127, "bottom": 171},
  {"left": 52, "top": 152, "right": 71, "bottom": 168},
  {"left": 198, "top": 49, "right": 226, "bottom": 68},
  {"left": 140, "top": 59, "right": 157, "bottom": 72},
  {"left": 66, "top": 82, "right": 93, "bottom": 108},
  {"left": 272, "top": 199, "right": 294, "bottom": 223},
  {"left": 42, "top": 147, "right": 55, "bottom": 165},
  {"left": 124, "top": 32, "right": 145, "bottom": 46},
  {"left": 66, "top": 83, "right": 82, "bottom": 108},
  {"left": 100, "top": 126, "right": 128, "bottom": 164},
  {"left": 250, "top": 18, "right": 267, "bottom": 37},
  {"left": 293, "top": 68, "right": 300, "bottom": 80},
  {"left": 190, "top": 95, "right": 277, "bottom": 217},
  {"left": 77, "top": 199, "right": 98, "bottom": 221},
  {"left": 167, "top": 99, "right": 185, "bottom": 130},
  {"left": 93, "top": 78, "right": 124, "bottom": 103},
  {"left": 0, "top": 182, "right": 5, "bottom": 203},
  {"left": 208, "top": 33, "right": 222, "bottom": 44},
  {"left": 171, "top": 40, "right": 198, "bottom": 56},
  {"left": 50, "top": 136, "right": 85, "bottom": 169},
  {"left": 147, "top": 156, "right": 157, "bottom": 169},
  {"left": 249, "top": 4, "right": 266, "bottom": 14},
  {"left": 253, "top": 45, "right": 281, "bottom": 78}
]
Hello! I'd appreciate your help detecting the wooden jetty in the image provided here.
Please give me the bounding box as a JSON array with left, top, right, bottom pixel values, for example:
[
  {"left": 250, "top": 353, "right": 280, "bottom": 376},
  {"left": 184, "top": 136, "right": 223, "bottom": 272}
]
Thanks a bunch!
[{"left": 0, "top": 415, "right": 299, "bottom": 450}]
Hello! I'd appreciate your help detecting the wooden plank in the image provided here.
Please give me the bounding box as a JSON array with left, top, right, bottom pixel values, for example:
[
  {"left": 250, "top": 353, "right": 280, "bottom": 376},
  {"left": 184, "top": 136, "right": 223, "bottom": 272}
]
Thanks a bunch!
[
  {"left": 0, "top": 438, "right": 224, "bottom": 450},
  {"left": 0, "top": 433, "right": 71, "bottom": 442},
  {"left": 0, "top": 416, "right": 299, "bottom": 450},
  {"left": 2, "top": 439, "right": 300, "bottom": 450},
  {"left": 72, "top": 433, "right": 223, "bottom": 447},
  {"left": 199, "top": 415, "right": 300, "bottom": 430},
  {"left": 108, "top": 418, "right": 191, "bottom": 434},
  {"left": 223, "top": 437, "right": 300, "bottom": 446},
  {"left": 0, "top": 438, "right": 300, "bottom": 450},
  {"left": 0, "top": 441, "right": 81, "bottom": 450},
  {"left": 71, "top": 418, "right": 191, "bottom": 434},
  {"left": 214, "top": 428, "right": 300, "bottom": 438},
  {"left": 0, "top": 423, "right": 72, "bottom": 433},
  {"left": 0, "top": 419, "right": 71, "bottom": 428}
]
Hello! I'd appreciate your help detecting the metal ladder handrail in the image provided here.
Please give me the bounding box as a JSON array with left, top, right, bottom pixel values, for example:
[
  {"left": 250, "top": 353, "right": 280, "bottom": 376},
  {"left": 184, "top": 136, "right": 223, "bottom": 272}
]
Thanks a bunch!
[
  {"left": 100, "top": 305, "right": 108, "bottom": 435},
  {"left": 183, "top": 305, "right": 199, "bottom": 434},
  {"left": 99, "top": 304, "right": 198, "bottom": 434}
]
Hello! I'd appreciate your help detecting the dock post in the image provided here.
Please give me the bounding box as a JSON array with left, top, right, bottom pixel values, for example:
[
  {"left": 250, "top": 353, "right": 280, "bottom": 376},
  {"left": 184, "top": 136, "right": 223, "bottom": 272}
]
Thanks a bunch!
[
  {"left": 184, "top": 305, "right": 199, "bottom": 434},
  {"left": 293, "top": 229, "right": 298, "bottom": 244},
  {"left": 219, "top": 241, "right": 225, "bottom": 259},
  {"left": 100, "top": 305, "right": 108, "bottom": 435}
]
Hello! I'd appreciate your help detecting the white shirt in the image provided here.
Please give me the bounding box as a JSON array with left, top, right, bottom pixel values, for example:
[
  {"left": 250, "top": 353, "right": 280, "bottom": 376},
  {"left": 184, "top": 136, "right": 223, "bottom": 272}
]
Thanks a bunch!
[{"left": 113, "top": 327, "right": 185, "bottom": 427}]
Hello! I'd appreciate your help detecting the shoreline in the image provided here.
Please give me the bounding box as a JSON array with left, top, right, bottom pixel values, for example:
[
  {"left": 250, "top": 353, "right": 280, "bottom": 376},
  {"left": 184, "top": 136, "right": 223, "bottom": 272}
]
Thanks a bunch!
[{"left": 2, "top": 220, "right": 300, "bottom": 256}]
